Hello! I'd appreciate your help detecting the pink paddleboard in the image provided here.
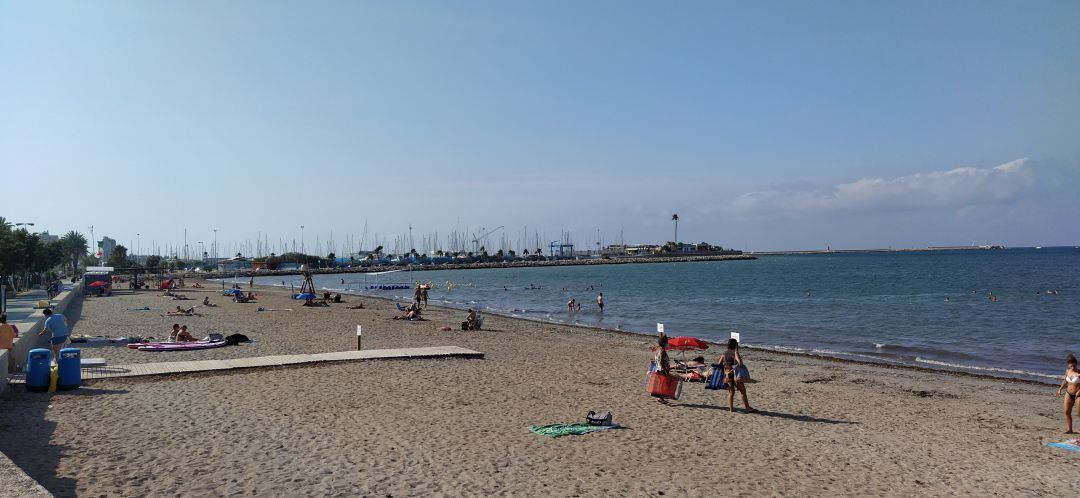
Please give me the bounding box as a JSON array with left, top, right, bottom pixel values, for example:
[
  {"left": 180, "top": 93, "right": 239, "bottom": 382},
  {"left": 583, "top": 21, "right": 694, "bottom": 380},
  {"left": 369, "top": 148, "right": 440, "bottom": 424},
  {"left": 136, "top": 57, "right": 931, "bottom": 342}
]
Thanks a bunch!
[{"left": 137, "top": 340, "right": 226, "bottom": 351}]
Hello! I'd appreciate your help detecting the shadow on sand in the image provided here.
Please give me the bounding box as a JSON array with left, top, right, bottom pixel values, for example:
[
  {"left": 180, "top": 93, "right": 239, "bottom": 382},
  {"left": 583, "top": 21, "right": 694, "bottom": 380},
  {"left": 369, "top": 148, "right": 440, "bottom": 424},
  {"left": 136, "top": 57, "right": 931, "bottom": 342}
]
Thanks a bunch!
[
  {"left": 0, "top": 385, "right": 130, "bottom": 496},
  {"left": 677, "top": 404, "right": 858, "bottom": 425}
]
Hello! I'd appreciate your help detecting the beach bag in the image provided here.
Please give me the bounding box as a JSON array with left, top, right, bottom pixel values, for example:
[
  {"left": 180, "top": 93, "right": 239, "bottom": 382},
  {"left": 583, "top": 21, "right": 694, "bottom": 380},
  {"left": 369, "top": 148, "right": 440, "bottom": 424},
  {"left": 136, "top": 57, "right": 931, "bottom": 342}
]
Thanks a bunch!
[
  {"left": 734, "top": 364, "right": 750, "bottom": 382},
  {"left": 705, "top": 364, "right": 728, "bottom": 390},
  {"left": 586, "top": 411, "right": 613, "bottom": 426},
  {"left": 461, "top": 321, "right": 469, "bottom": 331},
  {"left": 647, "top": 372, "right": 681, "bottom": 400},
  {"left": 224, "top": 333, "right": 250, "bottom": 346}
]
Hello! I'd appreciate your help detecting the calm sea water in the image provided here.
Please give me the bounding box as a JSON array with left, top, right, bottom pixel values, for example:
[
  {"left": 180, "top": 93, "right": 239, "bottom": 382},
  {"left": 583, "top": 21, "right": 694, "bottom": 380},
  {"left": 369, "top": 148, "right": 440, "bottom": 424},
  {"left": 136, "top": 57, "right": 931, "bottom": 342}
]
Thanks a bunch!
[{"left": 239, "top": 248, "right": 1079, "bottom": 382}]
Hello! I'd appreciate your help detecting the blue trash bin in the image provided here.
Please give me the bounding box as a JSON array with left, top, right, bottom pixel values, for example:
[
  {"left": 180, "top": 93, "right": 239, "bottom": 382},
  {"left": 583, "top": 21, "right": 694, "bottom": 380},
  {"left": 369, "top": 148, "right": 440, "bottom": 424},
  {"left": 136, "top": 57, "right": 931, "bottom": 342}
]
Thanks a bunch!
[
  {"left": 57, "top": 348, "right": 81, "bottom": 390},
  {"left": 25, "top": 348, "right": 52, "bottom": 393}
]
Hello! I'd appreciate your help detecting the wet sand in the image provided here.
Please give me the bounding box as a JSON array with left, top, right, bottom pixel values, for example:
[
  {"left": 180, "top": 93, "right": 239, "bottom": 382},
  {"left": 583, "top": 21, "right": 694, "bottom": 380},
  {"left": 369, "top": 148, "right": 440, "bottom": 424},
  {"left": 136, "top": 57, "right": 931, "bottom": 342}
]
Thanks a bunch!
[{"left": 1, "top": 283, "right": 1077, "bottom": 496}]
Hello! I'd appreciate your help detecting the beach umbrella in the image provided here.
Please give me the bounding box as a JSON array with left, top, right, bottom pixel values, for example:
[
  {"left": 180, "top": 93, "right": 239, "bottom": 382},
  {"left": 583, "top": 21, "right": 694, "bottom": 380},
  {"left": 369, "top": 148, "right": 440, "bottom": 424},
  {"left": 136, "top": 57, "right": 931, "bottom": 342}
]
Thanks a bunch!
[
  {"left": 666, "top": 336, "right": 709, "bottom": 351},
  {"left": 223, "top": 288, "right": 244, "bottom": 295},
  {"left": 293, "top": 292, "right": 317, "bottom": 300},
  {"left": 88, "top": 281, "right": 108, "bottom": 287}
]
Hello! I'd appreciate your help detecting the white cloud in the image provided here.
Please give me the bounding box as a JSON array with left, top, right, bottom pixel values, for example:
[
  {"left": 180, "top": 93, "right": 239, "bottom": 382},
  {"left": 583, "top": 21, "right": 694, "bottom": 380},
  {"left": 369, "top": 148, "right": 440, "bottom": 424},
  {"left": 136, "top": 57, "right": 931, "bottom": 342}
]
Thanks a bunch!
[{"left": 722, "top": 158, "right": 1034, "bottom": 218}]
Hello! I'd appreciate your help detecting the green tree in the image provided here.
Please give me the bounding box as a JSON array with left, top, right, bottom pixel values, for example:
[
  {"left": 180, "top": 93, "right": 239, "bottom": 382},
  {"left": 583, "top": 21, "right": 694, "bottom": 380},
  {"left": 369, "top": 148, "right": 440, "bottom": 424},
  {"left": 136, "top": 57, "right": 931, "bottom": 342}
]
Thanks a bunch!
[
  {"left": 145, "top": 255, "right": 162, "bottom": 267},
  {"left": 60, "top": 231, "right": 88, "bottom": 273},
  {"left": 107, "top": 245, "right": 130, "bottom": 268}
]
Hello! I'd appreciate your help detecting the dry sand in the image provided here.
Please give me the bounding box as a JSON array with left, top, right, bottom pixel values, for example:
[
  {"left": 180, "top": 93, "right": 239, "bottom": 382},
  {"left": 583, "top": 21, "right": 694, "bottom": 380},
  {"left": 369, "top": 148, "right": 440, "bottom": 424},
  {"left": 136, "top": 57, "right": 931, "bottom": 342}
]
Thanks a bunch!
[{"left": 1, "top": 283, "right": 1079, "bottom": 496}]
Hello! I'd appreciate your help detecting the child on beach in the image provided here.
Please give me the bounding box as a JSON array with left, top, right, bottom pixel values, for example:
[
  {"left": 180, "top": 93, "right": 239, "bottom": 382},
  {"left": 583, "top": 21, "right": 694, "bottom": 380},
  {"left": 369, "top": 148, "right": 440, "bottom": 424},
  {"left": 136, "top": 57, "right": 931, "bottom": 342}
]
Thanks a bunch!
[{"left": 1058, "top": 354, "right": 1080, "bottom": 433}]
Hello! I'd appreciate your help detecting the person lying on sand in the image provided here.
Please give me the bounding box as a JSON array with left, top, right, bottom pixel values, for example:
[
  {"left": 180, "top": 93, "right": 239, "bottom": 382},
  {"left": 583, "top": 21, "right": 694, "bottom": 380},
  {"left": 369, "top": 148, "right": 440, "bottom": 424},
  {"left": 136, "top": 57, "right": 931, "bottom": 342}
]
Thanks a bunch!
[
  {"left": 171, "top": 294, "right": 191, "bottom": 300},
  {"left": 192, "top": 282, "right": 203, "bottom": 288},
  {"left": 346, "top": 303, "right": 364, "bottom": 309},
  {"left": 302, "top": 299, "right": 329, "bottom": 307},
  {"left": 165, "top": 306, "right": 199, "bottom": 317},
  {"left": 673, "top": 356, "right": 710, "bottom": 382}
]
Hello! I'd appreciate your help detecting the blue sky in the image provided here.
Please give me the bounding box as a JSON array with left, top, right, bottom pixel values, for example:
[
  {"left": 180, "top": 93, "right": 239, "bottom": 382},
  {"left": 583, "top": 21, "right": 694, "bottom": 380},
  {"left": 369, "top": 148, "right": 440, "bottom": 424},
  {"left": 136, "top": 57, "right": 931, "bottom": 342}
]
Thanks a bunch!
[{"left": 2, "top": 1, "right": 1078, "bottom": 254}]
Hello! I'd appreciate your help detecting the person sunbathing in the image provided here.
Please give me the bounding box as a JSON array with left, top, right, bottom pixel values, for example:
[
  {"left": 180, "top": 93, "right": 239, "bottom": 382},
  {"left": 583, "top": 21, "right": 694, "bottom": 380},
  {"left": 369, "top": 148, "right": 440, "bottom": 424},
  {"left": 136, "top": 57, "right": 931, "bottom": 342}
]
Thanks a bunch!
[
  {"left": 673, "top": 356, "right": 710, "bottom": 382},
  {"left": 165, "top": 306, "right": 197, "bottom": 316},
  {"left": 171, "top": 294, "right": 191, "bottom": 300},
  {"left": 302, "top": 299, "right": 328, "bottom": 307},
  {"left": 169, "top": 323, "right": 181, "bottom": 341},
  {"left": 192, "top": 282, "right": 203, "bottom": 288},
  {"left": 202, "top": 297, "right": 216, "bottom": 307}
]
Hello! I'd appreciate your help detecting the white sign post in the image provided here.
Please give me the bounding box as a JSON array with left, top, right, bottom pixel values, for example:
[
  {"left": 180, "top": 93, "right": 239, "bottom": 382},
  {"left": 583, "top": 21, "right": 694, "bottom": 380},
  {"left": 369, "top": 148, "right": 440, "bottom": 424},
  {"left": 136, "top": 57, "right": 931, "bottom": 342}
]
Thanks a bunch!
[
  {"left": 356, "top": 325, "right": 363, "bottom": 350},
  {"left": 730, "top": 331, "right": 741, "bottom": 343},
  {"left": 657, "top": 323, "right": 664, "bottom": 334}
]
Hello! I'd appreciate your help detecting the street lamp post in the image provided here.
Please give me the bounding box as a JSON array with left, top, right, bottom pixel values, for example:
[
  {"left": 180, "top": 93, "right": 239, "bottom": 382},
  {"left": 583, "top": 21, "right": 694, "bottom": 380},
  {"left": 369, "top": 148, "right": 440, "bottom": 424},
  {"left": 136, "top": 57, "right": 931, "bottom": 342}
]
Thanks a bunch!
[
  {"left": 213, "top": 229, "right": 218, "bottom": 261},
  {"left": 137, "top": 233, "right": 141, "bottom": 263},
  {"left": 301, "top": 225, "right": 306, "bottom": 255}
]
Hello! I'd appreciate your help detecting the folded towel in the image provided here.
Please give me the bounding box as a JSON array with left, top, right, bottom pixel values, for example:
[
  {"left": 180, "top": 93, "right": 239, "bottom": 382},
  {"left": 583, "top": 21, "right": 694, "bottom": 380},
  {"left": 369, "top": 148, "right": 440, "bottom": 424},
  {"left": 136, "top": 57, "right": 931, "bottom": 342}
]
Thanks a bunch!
[{"left": 528, "top": 423, "right": 620, "bottom": 438}]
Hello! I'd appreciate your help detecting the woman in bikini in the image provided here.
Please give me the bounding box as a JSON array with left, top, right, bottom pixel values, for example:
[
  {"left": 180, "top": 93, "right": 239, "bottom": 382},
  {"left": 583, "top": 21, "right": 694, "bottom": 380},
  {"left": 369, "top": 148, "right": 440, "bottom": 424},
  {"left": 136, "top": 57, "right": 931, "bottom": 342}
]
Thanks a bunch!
[
  {"left": 1057, "top": 354, "right": 1080, "bottom": 433},
  {"left": 720, "top": 338, "right": 757, "bottom": 413}
]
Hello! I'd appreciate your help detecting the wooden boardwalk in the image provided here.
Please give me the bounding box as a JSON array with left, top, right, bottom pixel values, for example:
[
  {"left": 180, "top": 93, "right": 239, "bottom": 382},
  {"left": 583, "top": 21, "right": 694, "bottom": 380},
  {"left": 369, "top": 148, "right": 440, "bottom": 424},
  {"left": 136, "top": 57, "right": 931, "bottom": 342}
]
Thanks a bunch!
[{"left": 7, "top": 346, "right": 483, "bottom": 384}]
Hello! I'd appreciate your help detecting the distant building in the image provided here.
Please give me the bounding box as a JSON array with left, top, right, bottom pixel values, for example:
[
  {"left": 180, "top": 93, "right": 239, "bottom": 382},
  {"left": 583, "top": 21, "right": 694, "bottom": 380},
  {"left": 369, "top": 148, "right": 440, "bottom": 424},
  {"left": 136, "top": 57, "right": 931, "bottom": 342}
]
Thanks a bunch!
[
  {"left": 38, "top": 231, "right": 60, "bottom": 244},
  {"left": 99, "top": 237, "right": 116, "bottom": 261},
  {"left": 216, "top": 257, "right": 251, "bottom": 272}
]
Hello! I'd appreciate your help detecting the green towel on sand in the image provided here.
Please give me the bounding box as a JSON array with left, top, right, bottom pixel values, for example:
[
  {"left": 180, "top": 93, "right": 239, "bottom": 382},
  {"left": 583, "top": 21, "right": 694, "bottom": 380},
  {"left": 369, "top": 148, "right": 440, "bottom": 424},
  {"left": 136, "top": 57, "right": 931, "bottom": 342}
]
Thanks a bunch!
[{"left": 528, "top": 423, "right": 619, "bottom": 438}]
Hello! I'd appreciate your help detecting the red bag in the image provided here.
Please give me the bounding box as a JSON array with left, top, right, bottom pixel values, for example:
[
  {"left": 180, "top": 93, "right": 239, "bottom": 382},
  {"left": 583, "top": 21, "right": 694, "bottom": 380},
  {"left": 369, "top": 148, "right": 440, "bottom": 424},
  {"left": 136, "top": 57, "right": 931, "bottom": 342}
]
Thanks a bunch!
[{"left": 647, "top": 371, "right": 681, "bottom": 400}]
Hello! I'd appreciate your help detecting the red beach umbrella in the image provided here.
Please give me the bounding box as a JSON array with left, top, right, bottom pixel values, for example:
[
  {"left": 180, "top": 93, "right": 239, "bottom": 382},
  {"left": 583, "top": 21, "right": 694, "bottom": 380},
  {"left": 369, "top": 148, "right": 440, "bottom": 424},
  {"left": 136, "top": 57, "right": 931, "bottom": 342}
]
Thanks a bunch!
[{"left": 666, "top": 336, "right": 709, "bottom": 351}]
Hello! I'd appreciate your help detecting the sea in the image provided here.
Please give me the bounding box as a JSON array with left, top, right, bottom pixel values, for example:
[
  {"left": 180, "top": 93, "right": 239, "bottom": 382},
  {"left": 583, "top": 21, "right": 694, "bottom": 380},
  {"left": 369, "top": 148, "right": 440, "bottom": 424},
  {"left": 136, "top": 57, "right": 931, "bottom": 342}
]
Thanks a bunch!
[{"left": 234, "top": 247, "right": 1079, "bottom": 383}]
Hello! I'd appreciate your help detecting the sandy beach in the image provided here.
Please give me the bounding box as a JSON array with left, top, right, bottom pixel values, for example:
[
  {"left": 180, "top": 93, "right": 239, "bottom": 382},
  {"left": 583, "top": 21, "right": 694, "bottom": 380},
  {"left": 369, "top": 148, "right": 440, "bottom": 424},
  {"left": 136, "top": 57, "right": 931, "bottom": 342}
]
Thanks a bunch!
[{"left": 2, "top": 283, "right": 1079, "bottom": 496}]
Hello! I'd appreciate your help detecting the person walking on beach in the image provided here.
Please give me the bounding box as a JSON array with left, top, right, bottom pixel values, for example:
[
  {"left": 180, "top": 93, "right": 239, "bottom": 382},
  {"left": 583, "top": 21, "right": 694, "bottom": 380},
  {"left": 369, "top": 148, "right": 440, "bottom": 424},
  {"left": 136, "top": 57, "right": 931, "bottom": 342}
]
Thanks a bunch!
[
  {"left": 720, "top": 338, "right": 757, "bottom": 413},
  {"left": 421, "top": 285, "right": 429, "bottom": 306},
  {"left": 38, "top": 309, "right": 70, "bottom": 361},
  {"left": 1058, "top": 354, "right": 1080, "bottom": 433},
  {"left": 597, "top": 292, "right": 604, "bottom": 312},
  {"left": 414, "top": 285, "right": 423, "bottom": 305}
]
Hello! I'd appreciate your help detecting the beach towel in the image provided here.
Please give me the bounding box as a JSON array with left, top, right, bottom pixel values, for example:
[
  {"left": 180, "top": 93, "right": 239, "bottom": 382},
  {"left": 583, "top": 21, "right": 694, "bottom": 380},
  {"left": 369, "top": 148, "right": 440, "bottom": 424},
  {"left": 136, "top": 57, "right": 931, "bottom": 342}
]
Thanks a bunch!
[
  {"left": 1047, "top": 441, "right": 1080, "bottom": 452},
  {"left": 528, "top": 423, "right": 620, "bottom": 438}
]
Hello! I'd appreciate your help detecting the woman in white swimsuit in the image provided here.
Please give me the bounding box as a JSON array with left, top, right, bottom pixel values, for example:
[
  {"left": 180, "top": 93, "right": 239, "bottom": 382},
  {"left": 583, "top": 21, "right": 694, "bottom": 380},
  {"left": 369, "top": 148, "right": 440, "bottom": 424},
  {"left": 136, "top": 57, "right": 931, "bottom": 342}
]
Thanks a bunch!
[{"left": 1058, "top": 354, "right": 1080, "bottom": 433}]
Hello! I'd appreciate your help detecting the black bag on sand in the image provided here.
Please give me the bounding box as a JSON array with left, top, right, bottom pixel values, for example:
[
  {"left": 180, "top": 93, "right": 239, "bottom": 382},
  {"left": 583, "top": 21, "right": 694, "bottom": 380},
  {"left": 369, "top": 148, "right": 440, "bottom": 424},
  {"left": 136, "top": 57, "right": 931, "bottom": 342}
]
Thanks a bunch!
[
  {"left": 224, "top": 333, "right": 251, "bottom": 346},
  {"left": 586, "top": 411, "right": 613, "bottom": 426},
  {"left": 461, "top": 321, "right": 469, "bottom": 331}
]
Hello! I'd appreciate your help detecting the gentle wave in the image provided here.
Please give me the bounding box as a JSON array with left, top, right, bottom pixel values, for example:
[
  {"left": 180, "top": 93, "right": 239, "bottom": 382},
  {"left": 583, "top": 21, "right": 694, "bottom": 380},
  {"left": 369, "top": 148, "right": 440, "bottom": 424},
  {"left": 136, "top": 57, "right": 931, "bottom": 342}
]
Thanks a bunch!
[{"left": 913, "top": 357, "right": 1059, "bottom": 381}]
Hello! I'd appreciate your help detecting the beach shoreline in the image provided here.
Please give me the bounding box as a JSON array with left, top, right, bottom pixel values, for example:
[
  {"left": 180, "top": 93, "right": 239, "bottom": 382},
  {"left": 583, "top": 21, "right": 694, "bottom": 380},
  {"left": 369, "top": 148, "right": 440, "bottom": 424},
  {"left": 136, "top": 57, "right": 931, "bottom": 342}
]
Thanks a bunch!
[{"left": 1, "top": 280, "right": 1077, "bottom": 496}]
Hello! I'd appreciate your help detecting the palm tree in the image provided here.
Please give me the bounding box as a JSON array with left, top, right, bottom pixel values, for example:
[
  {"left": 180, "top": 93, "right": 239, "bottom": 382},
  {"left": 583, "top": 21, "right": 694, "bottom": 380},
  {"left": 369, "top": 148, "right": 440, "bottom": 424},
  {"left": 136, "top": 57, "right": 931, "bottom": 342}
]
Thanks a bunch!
[
  {"left": 671, "top": 214, "right": 679, "bottom": 247},
  {"left": 60, "top": 231, "right": 88, "bottom": 273}
]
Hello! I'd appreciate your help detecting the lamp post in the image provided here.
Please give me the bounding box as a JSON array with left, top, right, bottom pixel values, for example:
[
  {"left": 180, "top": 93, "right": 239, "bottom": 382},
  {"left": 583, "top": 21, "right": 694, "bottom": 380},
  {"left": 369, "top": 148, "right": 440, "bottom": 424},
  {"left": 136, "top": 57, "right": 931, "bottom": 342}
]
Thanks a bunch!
[
  {"left": 300, "top": 225, "right": 306, "bottom": 255},
  {"left": 137, "top": 233, "right": 141, "bottom": 263},
  {"left": 213, "top": 228, "right": 218, "bottom": 261}
]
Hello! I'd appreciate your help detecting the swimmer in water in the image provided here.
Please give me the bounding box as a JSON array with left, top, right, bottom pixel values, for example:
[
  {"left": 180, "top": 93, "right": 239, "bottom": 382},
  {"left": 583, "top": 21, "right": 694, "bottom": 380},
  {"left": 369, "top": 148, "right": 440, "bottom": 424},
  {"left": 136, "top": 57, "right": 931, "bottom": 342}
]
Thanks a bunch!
[
  {"left": 944, "top": 296, "right": 950, "bottom": 302},
  {"left": 567, "top": 299, "right": 575, "bottom": 312}
]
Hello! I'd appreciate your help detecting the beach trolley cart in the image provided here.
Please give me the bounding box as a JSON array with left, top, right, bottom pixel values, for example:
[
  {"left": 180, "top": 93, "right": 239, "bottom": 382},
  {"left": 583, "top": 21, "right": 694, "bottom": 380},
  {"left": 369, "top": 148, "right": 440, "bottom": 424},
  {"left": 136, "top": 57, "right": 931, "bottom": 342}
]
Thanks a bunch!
[{"left": 647, "top": 370, "right": 682, "bottom": 400}]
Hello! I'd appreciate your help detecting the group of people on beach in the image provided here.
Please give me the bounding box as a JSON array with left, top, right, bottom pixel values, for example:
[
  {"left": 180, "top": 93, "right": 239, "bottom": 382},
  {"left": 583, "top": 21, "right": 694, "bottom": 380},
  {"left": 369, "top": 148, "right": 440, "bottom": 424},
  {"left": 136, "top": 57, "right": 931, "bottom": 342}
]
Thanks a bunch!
[
  {"left": 567, "top": 293, "right": 604, "bottom": 313},
  {"left": 651, "top": 334, "right": 756, "bottom": 412},
  {"left": 168, "top": 323, "right": 196, "bottom": 342}
]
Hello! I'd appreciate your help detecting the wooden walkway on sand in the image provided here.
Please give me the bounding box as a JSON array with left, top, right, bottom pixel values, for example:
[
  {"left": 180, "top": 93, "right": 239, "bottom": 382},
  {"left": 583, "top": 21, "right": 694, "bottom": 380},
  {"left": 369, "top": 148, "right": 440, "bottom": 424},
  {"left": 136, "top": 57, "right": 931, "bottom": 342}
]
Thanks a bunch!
[{"left": 7, "top": 346, "right": 484, "bottom": 384}]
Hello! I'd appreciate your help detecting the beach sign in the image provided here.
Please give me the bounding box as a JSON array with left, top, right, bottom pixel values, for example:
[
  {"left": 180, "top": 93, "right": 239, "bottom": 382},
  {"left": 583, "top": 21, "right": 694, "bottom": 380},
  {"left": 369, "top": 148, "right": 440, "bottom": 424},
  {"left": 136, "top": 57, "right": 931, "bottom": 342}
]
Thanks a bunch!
[
  {"left": 657, "top": 323, "right": 664, "bottom": 334},
  {"left": 731, "top": 331, "right": 741, "bottom": 342}
]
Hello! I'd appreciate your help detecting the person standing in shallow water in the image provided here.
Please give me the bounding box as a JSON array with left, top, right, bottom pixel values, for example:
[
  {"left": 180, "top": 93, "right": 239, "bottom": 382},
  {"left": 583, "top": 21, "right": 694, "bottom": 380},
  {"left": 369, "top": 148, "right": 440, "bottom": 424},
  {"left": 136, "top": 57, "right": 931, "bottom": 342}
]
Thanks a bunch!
[
  {"left": 597, "top": 292, "right": 604, "bottom": 312},
  {"left": 1058, "top": 354, "right": 1080, "bottom": 433}
]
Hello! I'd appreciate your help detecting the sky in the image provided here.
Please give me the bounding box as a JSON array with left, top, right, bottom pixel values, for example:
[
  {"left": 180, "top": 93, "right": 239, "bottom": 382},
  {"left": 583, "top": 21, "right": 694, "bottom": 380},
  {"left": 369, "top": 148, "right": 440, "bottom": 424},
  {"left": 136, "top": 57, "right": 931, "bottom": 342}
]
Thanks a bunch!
[{"left": 2, "top": 0, "right": 1078, "bottom": 254}]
